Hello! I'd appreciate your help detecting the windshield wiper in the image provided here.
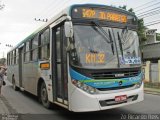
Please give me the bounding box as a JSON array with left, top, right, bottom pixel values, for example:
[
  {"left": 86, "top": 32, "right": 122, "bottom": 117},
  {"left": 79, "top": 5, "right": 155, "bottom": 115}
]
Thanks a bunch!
[
  {"left": 91, "top": 21, "right": 112, "bottom": 43},
  {"left": 117, "top": 32, "right": 123, "bottom": 57},
  {"left": 108, "top": 30, "right": 115, "bottom": 55},
  {"left": 91, "top": 21, "right": 115, "bottom": 54}
]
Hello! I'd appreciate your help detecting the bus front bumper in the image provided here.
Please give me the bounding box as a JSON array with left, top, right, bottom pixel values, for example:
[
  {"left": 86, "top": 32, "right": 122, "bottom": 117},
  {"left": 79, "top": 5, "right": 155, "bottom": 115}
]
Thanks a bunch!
[{"left": 70, "top": 83, "right": 144, "bottom": 112}]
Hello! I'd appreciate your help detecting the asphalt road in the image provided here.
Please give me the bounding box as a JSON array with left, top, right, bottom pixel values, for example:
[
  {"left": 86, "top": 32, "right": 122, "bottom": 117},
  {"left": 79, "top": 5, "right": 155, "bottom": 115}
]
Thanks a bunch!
[{"left": 1, "top": 79, "right": 160, "bottom": 120}]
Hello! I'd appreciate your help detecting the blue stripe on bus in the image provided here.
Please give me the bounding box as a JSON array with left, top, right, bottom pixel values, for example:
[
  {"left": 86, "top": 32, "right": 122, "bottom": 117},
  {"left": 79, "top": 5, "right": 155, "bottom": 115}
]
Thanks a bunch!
[
  {"left": 69, "top": 68, "right": 142, "bottom": 89},
  {"left": 70, "top": 68, "right": 92, "bottom": 80}
]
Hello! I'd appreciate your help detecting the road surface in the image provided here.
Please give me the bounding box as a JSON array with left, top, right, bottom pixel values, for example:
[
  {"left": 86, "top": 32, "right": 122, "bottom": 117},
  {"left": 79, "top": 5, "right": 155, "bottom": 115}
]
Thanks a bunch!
[{"left": 0, "top": 79, "right": 160, "bottom": 120}]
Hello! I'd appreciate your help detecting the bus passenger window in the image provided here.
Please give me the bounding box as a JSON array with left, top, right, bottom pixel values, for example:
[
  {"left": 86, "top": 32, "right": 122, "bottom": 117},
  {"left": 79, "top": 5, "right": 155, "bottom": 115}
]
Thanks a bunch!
[
  {"left": 24, "top": 41, "right": 30, "bottom": 62},
  {"left": 40, "top": 29, "right": 50, "bottom": 60},
  {"left": 16, "top": 49, "right": 19, "bottom": 64},
  {"left": 10, "top": 51, "right": 13, "bottom": 65},
  {"left": 31, "top": 35, "right": 38, "bottom": 61}
]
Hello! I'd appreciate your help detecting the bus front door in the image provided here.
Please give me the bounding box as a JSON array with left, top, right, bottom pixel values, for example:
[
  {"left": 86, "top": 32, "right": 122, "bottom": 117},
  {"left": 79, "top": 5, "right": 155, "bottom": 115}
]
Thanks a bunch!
[
  {"left": 51, "top": 26, "right": 68, "bottom": 106},
  {"left": 19, "top": 46, "right": 24, "bottom": 88}
]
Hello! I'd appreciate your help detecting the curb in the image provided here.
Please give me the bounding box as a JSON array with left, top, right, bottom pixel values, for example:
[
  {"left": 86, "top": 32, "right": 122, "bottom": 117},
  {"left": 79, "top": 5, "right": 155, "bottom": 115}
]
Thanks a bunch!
[{"left": 144, "top": 90, "right": 160, "bottom": 96}]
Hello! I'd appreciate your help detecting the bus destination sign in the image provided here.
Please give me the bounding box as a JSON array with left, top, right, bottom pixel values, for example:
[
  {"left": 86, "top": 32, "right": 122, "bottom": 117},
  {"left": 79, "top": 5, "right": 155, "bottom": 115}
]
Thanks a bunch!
[
  {"left": 82, "top": 8, "right": 127, "bottom": 23},
  {"left": 72, "top": 7, "right": 136, "bottom": 24}
]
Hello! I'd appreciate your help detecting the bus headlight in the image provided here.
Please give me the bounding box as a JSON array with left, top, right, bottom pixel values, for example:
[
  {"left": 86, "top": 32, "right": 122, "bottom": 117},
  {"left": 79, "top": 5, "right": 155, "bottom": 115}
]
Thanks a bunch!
[
  {"left": 72, "top": 79, "right": 97, "bottom": 94},
  {"left": 135, "top": 81, "right": 142, "bottom": 88},
  {"left": 89, "top": 87, "right": 96, "bottom": 94},
  {"left": 77, "top": 82, "right": 83, "bottom": 88}
]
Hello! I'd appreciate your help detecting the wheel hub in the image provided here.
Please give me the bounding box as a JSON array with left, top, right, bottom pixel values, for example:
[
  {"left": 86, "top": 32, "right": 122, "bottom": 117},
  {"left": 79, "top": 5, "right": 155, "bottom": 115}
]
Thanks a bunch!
[{"left": 41, "top": 88, "right": 47, "bottom": 102}]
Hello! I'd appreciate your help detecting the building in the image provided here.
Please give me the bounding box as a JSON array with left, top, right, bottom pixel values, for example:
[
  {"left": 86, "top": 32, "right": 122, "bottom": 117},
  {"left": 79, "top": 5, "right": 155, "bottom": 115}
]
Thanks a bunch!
[{"left": 145, "top": 29, "right": 157, "bottom": 44}]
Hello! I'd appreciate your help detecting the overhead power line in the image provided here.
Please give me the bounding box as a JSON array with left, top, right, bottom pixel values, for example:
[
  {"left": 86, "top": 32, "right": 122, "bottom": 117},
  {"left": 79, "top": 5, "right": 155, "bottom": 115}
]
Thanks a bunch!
[
  {"left": 44, "top": 0, "right": 71, "bottom": 19},
  {"left": 145, "top": 21, "right": 160, "bottom": 26},
  {"left": 138, "top": 10, "right": 160, "bottom": 19},
  {"left": 138, "top": 10, "right": 160, "bottom": 18},
  {"left": 136, "top": 6, "right": 160, "bottom": 16},
  {"left": 24, "top": 0, "right": 71, "bottom": 34},
  {"left": 35, "top": 0, "right": 71, "bottom": 20},
  {"left": 135, "top": 1, "right": 160, "bottom": 12},
  {"left": 35, "top": 0, "right": 62, "bottom": 19},
  {"left": 134, "top": 0, "right": 158, "bottom": 10},
  {"left": 145, "top": 20, "right": 160, "bottom": 25}
]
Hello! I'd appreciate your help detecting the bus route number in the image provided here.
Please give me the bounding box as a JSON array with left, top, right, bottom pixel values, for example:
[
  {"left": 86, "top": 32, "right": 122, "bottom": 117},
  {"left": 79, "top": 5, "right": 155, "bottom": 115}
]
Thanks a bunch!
[
  {"left": 85, "top": 53, "right": 105, "bottom": 64},
  {"left": 82, "top": 9, "right": 96, "bottom": 18}
]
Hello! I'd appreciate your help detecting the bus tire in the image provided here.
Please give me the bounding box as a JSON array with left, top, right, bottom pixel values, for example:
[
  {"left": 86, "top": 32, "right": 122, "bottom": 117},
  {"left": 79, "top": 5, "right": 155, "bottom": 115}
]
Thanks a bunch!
[
  {"left": 40, "top": 82, "right": 51, "bottom": 109},
  {"left": 12, "top": 76, "right": 19, "bottom": 91}
]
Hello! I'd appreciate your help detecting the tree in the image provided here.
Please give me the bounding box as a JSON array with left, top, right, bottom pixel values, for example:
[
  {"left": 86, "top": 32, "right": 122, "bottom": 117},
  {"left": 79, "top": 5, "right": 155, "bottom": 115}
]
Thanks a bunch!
[
  {"left": 0, "top": 58, "right": 6, "bottom": 66},
  {"left": 119, "top": 5, "right": 127, "bottom": 10},
  {"left": 137, "top": 19, "right": 147, "bottom": 43}
]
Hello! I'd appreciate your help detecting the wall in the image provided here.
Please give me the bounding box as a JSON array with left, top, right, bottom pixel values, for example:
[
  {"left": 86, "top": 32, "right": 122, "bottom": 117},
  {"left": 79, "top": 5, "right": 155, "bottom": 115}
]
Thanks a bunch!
[{"left": 144, "top": 60, "right": 160, "bottom": 83}]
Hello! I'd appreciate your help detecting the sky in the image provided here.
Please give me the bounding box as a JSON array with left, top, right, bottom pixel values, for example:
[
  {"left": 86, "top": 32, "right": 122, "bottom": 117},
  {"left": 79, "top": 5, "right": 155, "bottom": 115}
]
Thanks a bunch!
[{"left": 0, "top": 0, "right": 160, "bottom": 58}]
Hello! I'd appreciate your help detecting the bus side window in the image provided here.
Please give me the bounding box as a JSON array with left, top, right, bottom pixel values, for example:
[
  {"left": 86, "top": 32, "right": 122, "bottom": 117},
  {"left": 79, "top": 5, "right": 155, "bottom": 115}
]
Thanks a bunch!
[
  {"left": 7, "top": 53, "right": 9, "bottom": 65},
  {"left": 16, "top": 49, "right": 19, "bottom": 64},
  {"left": 14, "top": 49, "right": 16, "bottom": 64},
  {"left": 39, "top": 29, "right": 50, "bottom": 60},
  {"left": 31, "top": 35, "right": 38, "bottom": 61},
  {"left": 24, "top": 41, "right": 30, "bottom": 62},
  {"left": 10, "top": 51, "right": 13, "bottom": 65}
]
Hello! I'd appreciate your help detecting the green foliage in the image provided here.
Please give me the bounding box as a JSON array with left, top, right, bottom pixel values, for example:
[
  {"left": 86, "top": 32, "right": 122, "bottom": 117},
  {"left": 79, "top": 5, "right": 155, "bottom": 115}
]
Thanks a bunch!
[
  {"left": 156, "top": 33, "right": 160, "bottom": 41},
  {"left": 137, "top": 19, "right": 147, "bottom": 42},
  {"left": 0, "top": 58, "right": 6, "bottom": 66},
  {"left": 128, "top": 8, "right": 135, "bottom": 14},
  {"left": 119, "top": 5, "right": 127, "bottom": 10}
]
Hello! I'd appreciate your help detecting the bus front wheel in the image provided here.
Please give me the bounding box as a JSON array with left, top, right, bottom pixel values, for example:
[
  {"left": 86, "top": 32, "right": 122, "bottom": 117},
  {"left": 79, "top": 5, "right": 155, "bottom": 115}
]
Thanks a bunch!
[{"left": 40, "top": 82, "right": 51, "bottom": 109}]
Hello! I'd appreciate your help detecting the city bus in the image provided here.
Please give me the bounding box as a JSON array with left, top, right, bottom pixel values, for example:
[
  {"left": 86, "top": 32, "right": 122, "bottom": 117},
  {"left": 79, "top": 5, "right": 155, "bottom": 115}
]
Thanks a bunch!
[{"left": 7, "top": 4, "right": 144, "bottom": 112}]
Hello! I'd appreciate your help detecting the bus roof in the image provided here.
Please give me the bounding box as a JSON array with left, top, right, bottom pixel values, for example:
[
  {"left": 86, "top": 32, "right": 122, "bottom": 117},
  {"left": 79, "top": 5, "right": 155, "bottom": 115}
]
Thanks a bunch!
[{"left": 8, "top": 3, "right": 136, "bottom": 53}]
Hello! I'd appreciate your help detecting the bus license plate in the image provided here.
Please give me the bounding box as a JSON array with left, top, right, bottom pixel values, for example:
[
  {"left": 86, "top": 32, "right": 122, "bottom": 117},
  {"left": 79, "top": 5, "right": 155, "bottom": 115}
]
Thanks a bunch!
[{"left": 115, "top": 95, "right": 127, "bottom": 102}]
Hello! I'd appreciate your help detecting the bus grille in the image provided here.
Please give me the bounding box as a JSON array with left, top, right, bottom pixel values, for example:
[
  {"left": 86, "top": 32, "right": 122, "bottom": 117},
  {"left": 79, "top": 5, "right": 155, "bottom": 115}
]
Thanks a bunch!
[
  {"left": 97, "top": 84, "right": 135, "bottom": 91},
  {"left": 91, "top": 70, "right": 140, "bottom": 79}
]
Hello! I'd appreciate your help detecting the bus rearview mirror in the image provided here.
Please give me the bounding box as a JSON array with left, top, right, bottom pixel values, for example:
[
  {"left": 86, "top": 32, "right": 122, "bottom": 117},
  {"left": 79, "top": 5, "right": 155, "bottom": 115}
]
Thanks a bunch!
[{"left": 64, "top": 21, "right": 73, "bottom": 38}]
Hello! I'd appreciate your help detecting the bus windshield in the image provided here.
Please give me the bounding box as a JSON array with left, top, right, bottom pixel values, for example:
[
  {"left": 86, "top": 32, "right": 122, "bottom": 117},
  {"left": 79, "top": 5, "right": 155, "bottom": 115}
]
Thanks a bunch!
[
  {"left": 71, "top": 25, "right": 140, "bottom": 69},
  {"left": 114, "top": 28, "right": 141, "bottom": 67}
]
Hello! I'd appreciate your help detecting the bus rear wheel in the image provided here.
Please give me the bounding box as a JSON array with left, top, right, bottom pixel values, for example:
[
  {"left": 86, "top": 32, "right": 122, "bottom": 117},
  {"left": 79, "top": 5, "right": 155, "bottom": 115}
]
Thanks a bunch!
[
  {"left": 40, "top": 82, "right": 51, "bottom": 109},
  {"left": 12, "top": 76, "right": 18, "bottom": 91}
]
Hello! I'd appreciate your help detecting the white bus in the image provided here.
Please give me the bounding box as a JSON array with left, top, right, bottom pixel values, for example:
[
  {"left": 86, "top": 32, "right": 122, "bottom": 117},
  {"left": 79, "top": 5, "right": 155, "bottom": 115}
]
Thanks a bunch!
[{"left": 7, "top": 4, "right": 144, "bottom": 112}]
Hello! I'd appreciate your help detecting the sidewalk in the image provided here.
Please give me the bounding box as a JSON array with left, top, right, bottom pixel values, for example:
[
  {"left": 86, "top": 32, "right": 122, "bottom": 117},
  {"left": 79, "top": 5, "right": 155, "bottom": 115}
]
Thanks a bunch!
[
  {"left": 144, "top": 82, "right": 160, "bottom": 95},
  {"left": 144, "top": 87, "right": 160, "bottom": 95},
  {"left": 0, "top": 95, "right": 10, "bottom": 114}
]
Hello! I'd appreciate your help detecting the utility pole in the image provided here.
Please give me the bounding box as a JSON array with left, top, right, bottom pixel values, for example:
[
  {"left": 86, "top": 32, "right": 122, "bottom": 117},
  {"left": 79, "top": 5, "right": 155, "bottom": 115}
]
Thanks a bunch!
[{"left": 3, "top": 51, "right": 4, "bottom": 58}]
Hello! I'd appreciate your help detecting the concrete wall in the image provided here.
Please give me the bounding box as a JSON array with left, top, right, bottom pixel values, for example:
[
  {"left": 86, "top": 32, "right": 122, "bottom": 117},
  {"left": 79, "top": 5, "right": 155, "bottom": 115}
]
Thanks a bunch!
[{"left": 144, "top": 60, "right": 160, "bottom": 83}]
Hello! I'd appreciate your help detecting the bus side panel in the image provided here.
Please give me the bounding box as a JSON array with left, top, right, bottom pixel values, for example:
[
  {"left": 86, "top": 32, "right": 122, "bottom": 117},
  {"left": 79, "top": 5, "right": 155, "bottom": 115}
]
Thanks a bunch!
[
  {"left": 13, "top": 64, "right": 19, "bottom": 87},
  {"left": 22, "top": 62, "right": 39, "bottom": 95},
  {"left": 7, "top": 65, "right": 19, "bottom": 87},
  {"left": 7, "top": 66, "right": 14, "bottom": 83}
]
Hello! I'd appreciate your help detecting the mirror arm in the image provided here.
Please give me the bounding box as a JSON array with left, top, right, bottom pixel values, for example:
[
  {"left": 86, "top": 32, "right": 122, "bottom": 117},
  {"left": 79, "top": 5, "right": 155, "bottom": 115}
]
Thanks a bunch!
[
  {"left": 66, "top": 37, "right": 74, "bottom": 52},
  {"left": 66, "top": 38, "right": 71, "bottom": 52}
]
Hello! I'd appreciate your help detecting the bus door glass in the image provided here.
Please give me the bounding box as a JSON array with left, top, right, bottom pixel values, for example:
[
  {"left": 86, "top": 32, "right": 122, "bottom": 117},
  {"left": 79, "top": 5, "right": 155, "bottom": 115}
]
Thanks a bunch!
[
  {"left": 51, "top": 25, "right": 68, "bottom": 105},
  {"left": 18, "top": 46, "right": 24, "bottom": 87}
]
